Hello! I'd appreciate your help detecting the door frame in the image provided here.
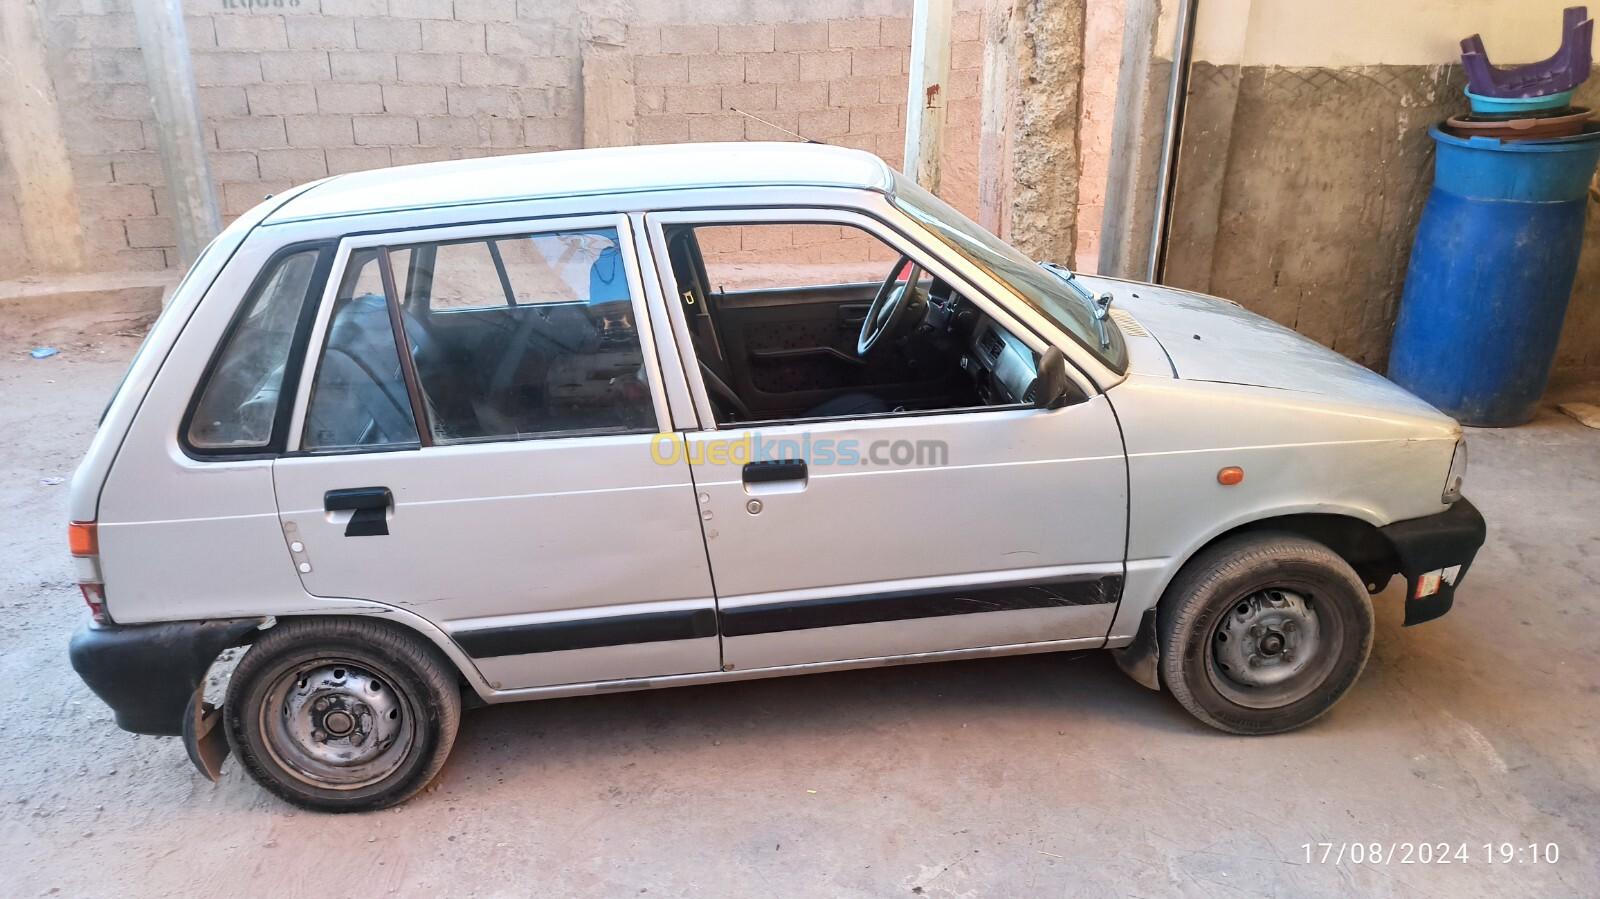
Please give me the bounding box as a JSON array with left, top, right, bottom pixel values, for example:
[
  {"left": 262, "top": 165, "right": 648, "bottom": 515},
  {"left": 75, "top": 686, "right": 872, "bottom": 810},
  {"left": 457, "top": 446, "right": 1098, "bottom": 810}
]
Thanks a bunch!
[{"left": 642, "top": 204, "right": 1102, "bottom": 431}]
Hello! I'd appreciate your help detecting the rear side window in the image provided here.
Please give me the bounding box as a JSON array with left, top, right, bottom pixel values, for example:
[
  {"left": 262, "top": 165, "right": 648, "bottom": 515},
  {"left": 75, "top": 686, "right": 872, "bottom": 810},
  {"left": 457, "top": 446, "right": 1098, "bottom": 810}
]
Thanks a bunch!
[
  {"left": 187, "top": 248, "right": 324, "bottom": 451},
  {"left": 300, "top": 225, "right": 654, "bottom": 450}
]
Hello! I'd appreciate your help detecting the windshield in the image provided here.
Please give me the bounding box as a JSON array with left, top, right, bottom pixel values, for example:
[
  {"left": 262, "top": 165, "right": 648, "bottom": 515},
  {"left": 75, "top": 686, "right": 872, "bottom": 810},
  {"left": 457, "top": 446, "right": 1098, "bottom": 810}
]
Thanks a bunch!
[{"left": 891, "top": 174, "right": 1127, "bottom": 373}]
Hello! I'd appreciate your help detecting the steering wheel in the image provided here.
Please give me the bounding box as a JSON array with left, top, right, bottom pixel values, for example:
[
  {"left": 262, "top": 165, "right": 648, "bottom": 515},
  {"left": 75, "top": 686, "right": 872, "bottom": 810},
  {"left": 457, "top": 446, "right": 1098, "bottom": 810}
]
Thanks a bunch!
[{"left": 857, "top": 255, "right": 925, "bottom": 357}]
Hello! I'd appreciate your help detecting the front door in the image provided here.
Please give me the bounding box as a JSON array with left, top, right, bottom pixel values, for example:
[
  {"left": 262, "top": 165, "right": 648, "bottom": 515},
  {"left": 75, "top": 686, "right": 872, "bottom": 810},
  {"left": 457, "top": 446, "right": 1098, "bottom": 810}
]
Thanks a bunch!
[
  {"left": 647, "top": 208, "right": 1129, "bottom": 672},
  {"left": 272, "top": 214, "right": 719, "bottom": 691}
]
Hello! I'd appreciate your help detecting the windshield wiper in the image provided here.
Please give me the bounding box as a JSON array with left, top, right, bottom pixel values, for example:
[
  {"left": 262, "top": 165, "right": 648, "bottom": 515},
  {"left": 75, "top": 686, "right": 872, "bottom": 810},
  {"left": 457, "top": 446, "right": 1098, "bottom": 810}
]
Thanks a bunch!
[{"left": 1040, "top": 262, "right": 1114, "bottom": 348}]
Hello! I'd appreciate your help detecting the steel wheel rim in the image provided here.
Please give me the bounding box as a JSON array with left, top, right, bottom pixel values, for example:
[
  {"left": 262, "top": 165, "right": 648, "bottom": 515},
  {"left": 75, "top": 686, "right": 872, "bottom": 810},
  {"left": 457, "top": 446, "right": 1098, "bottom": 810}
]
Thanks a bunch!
[
  {"left": 259, "top": 657, "right": 417, "bottom": 790},
  {"left": 1204, "top": 587, "right": 1343, "bottom": 709}
]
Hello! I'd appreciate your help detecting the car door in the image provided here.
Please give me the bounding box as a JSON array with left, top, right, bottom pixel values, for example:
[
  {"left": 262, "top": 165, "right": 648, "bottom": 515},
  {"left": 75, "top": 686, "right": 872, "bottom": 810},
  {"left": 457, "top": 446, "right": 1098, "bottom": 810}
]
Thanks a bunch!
[
  {"left": 646, "top": 207, "right": 1130, "bottom": 671},
  {"left": 272, "top": 213, "right": 720, "bottom": 691}
]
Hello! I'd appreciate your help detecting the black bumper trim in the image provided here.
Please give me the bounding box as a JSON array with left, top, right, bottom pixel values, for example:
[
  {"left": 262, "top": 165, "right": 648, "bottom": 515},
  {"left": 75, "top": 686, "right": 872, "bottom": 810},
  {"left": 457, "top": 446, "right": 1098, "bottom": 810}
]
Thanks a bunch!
[
  {"left": 69, "top": 618, "right": 263, "bottom": 736},
  {"left": 1379, "top": 497, "right": 1486, "bottom": 626}
]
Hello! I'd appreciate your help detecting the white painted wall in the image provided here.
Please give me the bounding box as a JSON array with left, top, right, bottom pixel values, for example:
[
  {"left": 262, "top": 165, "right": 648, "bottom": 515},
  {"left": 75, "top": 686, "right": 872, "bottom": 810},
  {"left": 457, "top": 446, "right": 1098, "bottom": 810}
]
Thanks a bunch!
[{"left": 1158, "top": 0, "right": 1583, "bottom": 66}]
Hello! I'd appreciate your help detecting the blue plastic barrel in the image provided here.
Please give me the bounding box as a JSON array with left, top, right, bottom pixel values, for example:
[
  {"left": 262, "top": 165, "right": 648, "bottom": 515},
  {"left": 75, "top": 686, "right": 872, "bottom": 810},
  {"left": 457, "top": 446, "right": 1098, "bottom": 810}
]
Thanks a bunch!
[{"left": 1388, "top": 126, "right": 1600, "bottom": 426}]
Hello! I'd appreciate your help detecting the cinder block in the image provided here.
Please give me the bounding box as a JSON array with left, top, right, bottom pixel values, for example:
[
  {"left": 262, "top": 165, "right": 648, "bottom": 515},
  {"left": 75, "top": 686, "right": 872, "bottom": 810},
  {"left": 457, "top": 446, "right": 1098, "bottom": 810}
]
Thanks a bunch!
[
  {"left": 355, "top": 18, "right": 422, "bottom": 51},
  {"left": 828, "top": 19, "right": 880, "bottom": 49},
  {"left": 446, "top": 86, "right": 519, "bottom": 117},
  {"left": 417, "top": 116, "right": 484, "bottom": 146},
  {"left": 110, "top": 153, "right": 163, "bottom": 185},
  {"left": 522, "top": 115, "right": 578, "bottom": 149},
  {"left": 383, "top": 83, "right": 448, "bottom": 115},
  {"left": 636, "top": 114, "right": 689, "bottom": 145},
  {"left": 660, "top": 24, "right": 717, "bottom": 54},
  {"left": 186, "top": 16, "right": 216, "bottom": 50},
  {"left": 50, "top": 13, "right": 138, "bottom": 50},
  {"left": 387, "top": 0, "right": 454, "bottom": 19},
  {"left": 849, "top": 104, "right": 897, "bottom": 134},
  {"left": 636, "top": 86, "right": 666, "bottom": 115},
  {"left": 664, "top": 85, "right": 721, "bottom": 114},
  {"left": 688, "top": 114, "right": 744, "bottom": 142},
  {"left": 199, "top": 86, "right": 249, "bottom": 117},
  {"left": 775, "top": 81, "right": 827, "bottom": 112},
  {"left": 398, "top": 52, "right": 461, "bottom": 83},
  {"left": 626, "top": 25, "right": 661, "bottom": 56},
  {"left": 420, "top": 20, "right": 485, "bottom": 53},
  {"left": 390, "top": 146, "right": 456, "bottom": 165},
  {"left": 82, "top": 184, "right": 156, "bottom": 219},
  {"left": 880, "top": 17, "right": 912, "bottom": 48},
  {"left": 828, "top": 77, "right": 880, "bottom": 108},
  {"left": 354, "top": 116, "right": 419, "bottom": 146},
  {"left": 76, "top": 120, "right": 145, "bottom": 153},
  {"left": 744, "top": 110, "right": 799, "bottom": 141},
  {"left": 260, "top": 50, "right": 332, "bottom": 82},
  {"left": 453, "top": 0, "right": 515, "bottom": 23},
  {"left": 192, "top": 51, "right": 262, "bottom": 86},
  {"left": 953, "top": 11, "right": 982, "bottom": 43},
  {"left": 487, "top": 20, "right": 566, "bottom": 56},
  {"left": 214, "top": 15, "right": 288, "bottom": 51},
  {"left": 286, "top": 16, "right": 355, "bottom": 50},
  {"left": 326, "top": 146, "right": 394, "bottom": 173},
  {"left": 459, "top": 54, "right": 519, "bottom": 86},
  {"left": 209, "top": 151, "right": 262, "bottom": 181},
  {"left": 222, "top": 181, "right": 292, "bottom": 217},
  {"left": 775, "top": 22, "right": 827, "bottom": 51},
  {"left": 214, "top": 116, "right": 288, "bottom": 150},
  {"left": 721, "top": 83, "right": 775, "bottom": 112},
  {"left": 951, "top": 40, "right": 982, "bottom": 70},
  {"left": 797, "top": 107, "right": 849, "bottom": 138},
  {"left": 285, "top": 114, "right": 356, "bottom": 147},
  {"left": 316, "top": 82, "right": 384, "bottom": 114},
  {"left": 798, "top": 50, "right": 851, "bottom": 83},
  {"left": 246, "top": 83, "right": 318, "bottom": 116},
  {"left": 743, "top": 52, "right": 798, "bottom": 85},
  {"left": 257, "top": 147, "right": 329, "bottom": 181},
  {"left": 485, "top": 117, "right": 522, "bottom": 147},
  {"left": 687, "top": 54, "right": 742, "bottom": 86},
  {"left": 330, "top": 50, "right": 397, "bottom": 82},
  {"left": 852, "top": 48, "right": 901, "bottom": 77},
  {"left": 70, "top": 156, "right": 114, "bottom": 186},
  {"left": 877, "top": 73, "right": 909, "bottom": 105},
  {"left": 634, "top": 55, "right": 687, "bottom": 87},
  {"left": 719, "top": 24, "right": 773, "bottom": 53}
]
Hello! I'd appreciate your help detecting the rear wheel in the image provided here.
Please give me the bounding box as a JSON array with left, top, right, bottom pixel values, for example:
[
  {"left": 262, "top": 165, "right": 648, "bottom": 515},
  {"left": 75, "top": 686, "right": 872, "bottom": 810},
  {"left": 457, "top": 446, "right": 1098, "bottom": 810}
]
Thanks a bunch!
[
  {"left": 1158, "top": 534, "right": 1374, "bottom": 734},
  {"left": 224, "top": 618, "right": 461, "bottom": 812}
]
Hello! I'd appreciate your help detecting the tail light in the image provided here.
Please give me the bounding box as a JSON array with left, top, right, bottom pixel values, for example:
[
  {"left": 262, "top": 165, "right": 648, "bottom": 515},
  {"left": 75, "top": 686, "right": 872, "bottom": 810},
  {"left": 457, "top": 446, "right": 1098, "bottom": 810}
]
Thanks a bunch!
[{"left": 69, "top": 521, "right": 109, "bottom": 624}]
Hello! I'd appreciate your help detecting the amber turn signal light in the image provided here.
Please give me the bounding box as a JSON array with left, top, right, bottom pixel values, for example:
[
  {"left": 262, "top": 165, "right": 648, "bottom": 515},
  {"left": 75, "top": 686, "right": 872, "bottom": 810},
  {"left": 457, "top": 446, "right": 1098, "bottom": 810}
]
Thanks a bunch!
[
  {"left": 1217, "top": 466, "right": 1244, "bottom": 486},
  {"left": 69, "top": 521, "right": 98, "bottom": 557}
]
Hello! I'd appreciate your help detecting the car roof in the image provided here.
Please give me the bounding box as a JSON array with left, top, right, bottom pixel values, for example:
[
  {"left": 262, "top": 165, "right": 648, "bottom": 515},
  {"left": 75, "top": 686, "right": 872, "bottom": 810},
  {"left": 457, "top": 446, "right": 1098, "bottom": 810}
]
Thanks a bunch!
[{"left": 262, "top": 142, "right": 898, "bottom": 224}]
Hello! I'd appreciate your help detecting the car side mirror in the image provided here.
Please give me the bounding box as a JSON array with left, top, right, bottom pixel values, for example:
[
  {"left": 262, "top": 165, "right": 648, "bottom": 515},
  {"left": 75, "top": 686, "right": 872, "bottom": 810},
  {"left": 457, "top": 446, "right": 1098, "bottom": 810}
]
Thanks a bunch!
[{"left": 1033, "top": 347, "right": 1072, "bottom": 409}]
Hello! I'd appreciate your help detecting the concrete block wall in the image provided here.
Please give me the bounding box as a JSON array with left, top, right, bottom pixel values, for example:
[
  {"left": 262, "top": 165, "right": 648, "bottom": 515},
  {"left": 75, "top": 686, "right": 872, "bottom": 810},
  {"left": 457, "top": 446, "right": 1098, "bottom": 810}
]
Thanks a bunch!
[{"left": 2, "top": 0, "right": 986, "bottom": 282}]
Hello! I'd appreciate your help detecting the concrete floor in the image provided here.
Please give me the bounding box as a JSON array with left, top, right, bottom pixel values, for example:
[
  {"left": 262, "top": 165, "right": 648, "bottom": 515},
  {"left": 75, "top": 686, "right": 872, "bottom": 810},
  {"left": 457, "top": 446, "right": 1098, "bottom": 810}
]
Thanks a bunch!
[{"left": 1, "top": 328, "right": 1596, "bottom": 898}]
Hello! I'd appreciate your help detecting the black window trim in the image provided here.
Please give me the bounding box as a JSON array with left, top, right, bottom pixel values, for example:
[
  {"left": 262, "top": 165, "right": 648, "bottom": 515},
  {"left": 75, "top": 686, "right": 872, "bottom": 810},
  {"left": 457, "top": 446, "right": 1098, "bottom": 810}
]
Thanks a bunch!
[{"left": 179, "top": 240, "right": 337, "bottom": 461}]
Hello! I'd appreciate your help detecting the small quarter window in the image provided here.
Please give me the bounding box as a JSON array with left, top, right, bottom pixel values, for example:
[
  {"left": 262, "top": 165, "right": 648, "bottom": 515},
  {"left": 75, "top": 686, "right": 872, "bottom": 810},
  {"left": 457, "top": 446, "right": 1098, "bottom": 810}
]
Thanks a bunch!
[
  {"left": 302, "top": 249, "right": 422, "bottom": 452},
  {"left": 187, "top": 248, "right": 323, "bottom": 450}
]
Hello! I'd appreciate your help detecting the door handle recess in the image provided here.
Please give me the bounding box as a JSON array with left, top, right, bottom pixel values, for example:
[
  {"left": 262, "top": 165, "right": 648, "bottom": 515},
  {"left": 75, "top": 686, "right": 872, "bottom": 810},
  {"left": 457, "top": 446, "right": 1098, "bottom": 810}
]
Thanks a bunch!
[
  {"left": 742, "top": 460, "right": 808, "bottom": 495},
  {"left": 324, "top": 487, "right": 393, "bottom": 537}
]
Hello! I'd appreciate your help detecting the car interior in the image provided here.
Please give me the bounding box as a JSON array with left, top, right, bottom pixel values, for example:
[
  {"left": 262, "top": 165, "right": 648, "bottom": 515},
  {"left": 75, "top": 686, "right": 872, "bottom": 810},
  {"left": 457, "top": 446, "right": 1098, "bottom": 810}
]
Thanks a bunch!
[{"left": 661, "top": 223, "right": 1047, "bottom": 424}]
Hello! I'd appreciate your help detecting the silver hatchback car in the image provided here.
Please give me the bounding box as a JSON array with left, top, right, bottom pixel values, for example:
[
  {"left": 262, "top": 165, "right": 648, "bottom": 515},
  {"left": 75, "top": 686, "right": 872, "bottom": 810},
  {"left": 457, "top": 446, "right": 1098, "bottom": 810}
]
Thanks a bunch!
[{"left": 68, "top": 143, "right": 1483, "bottom": 811}]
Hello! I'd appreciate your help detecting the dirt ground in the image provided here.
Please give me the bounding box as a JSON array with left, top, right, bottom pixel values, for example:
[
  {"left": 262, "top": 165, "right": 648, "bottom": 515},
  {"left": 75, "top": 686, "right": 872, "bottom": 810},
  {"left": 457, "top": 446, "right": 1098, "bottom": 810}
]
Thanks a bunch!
[{"left": 1, "top": 320, "right": 1597, "bottom": 898}]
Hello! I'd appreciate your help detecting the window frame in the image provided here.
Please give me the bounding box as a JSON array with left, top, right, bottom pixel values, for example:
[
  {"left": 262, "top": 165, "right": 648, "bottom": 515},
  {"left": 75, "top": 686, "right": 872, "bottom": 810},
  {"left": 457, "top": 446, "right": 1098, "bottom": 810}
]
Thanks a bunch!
[
  {"left": 643, "top": 205, "right": 1097, "bottom": 431},
  {"left": 284, "top": 213, "right": 675, "bottom": 455},
  {"left": 178, "top": 240, "right": 336, "bottom": 460}
]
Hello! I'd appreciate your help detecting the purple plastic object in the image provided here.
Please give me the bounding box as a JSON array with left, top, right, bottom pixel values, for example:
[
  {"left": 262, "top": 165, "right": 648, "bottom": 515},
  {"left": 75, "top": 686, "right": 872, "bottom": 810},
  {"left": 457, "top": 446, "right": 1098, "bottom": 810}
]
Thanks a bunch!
[{"left": 1460, "top": 6, "right": 1594, "bottom": 99}]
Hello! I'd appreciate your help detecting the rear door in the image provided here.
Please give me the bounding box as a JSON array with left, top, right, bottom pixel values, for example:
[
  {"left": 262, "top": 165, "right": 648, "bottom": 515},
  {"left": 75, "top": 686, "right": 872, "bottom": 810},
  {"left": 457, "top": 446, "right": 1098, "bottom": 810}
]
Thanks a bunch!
[{"left": 272, "top": 214, "right": 718, "bottom": 691}]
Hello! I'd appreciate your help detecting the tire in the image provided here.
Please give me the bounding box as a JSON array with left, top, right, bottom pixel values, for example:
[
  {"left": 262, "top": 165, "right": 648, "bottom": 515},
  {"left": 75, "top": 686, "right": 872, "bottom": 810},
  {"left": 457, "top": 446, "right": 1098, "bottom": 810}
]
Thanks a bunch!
[
  {"left": 223, "top": 617, "right": 461, "bottom": 812},
  {"left": 1157, "top": 533, "right": 1374, "bottom": 735}
]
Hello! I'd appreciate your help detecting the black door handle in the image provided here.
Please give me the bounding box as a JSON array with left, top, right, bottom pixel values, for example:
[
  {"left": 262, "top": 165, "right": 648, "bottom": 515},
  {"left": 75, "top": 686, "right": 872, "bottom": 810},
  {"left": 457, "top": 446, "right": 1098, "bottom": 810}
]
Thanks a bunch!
[
  {"left": 743, "top": 459, "right": 808, "bottom": 484},
  {"left": 324, "top": 487, "right": 392, "bottom": 537}
]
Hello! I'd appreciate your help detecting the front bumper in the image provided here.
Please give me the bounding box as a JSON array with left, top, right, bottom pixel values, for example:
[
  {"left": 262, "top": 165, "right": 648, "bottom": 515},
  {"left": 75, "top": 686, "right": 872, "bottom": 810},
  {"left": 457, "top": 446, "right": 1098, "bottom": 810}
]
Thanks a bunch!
[
  {"left": 1379, "top": 497, "right": 1486, "bottom": 626},
  {"left": 68, "top": 617, "right": 263, "bottom": 736}
]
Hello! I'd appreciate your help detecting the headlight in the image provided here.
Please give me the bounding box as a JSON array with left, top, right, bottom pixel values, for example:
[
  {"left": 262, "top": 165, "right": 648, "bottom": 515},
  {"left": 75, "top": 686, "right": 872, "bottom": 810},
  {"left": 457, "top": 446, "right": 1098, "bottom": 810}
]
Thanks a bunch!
[{"left": 1442, "top": 438, "right": 1467, "bottom": 503}]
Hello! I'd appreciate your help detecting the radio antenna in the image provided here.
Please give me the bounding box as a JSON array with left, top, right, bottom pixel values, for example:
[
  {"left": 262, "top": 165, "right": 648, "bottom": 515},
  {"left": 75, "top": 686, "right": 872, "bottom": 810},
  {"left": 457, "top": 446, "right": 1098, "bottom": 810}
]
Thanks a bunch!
[{"left": 727, "top": 107, "right": 822, "bottom": 144}]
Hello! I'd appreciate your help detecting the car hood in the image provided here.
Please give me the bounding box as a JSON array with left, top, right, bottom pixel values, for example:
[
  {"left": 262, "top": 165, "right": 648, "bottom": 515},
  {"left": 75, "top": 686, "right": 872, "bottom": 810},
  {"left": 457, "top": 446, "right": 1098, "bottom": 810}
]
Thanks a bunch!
[{"left": 1081, "top": 277, "right": 1451, "bottom": 420}]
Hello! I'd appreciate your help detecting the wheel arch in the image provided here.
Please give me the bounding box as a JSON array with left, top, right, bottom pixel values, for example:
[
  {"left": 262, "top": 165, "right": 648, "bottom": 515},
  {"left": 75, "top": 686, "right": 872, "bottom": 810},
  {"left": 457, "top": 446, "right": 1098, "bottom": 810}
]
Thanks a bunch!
[
  {"left": 1113, "top": 510, "right": 1401, "bottom": 691},
  {"left": 250, "top": 608, "right": 493, "bottom": 702}
]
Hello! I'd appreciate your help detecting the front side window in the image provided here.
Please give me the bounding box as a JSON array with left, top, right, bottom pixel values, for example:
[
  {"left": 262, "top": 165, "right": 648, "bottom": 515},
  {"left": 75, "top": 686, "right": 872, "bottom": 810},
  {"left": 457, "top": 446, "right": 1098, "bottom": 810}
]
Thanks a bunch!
[
  {"left": 302, "top": 226, "right": 655, "bottom": 450},
  {"left": 187, "top": 247, "right": 323, "bottom": 451}
]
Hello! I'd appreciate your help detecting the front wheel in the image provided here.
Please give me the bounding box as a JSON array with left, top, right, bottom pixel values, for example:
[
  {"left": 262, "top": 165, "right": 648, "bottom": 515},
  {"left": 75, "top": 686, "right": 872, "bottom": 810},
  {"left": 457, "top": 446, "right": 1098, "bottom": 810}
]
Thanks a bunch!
[
  {"left": 1158, "top": 534, "right": 1374, "bottom": 734},
  {"left": 224, "top": 618, "right": 461, "bottom": 812}
]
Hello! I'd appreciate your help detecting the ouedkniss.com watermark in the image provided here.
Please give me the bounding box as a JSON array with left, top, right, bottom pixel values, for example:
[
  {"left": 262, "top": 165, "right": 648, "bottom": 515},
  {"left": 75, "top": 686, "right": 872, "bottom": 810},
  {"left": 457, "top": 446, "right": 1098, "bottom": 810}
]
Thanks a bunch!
[{"left": 650, "top": 432, "right": 949, "bottom": 467}]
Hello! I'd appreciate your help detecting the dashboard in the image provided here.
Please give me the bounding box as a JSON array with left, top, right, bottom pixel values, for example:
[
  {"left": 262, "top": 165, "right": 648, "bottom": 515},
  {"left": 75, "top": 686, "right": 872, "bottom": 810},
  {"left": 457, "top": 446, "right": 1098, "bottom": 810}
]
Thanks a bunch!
[{"left": 926, "top": 287, "right": 1040, "bottom": 405}]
